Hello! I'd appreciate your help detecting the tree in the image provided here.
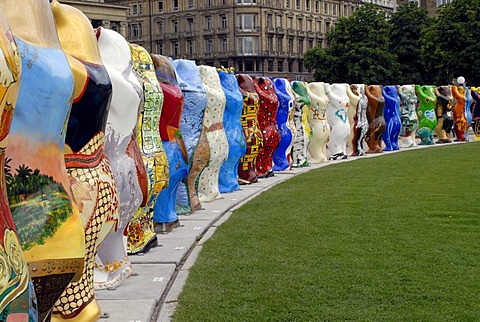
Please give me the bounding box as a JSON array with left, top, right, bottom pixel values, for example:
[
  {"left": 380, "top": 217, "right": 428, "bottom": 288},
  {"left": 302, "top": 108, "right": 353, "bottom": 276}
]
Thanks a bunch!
[
  {"left": 421, "top": 0, "right": 480, "bottom": 85},
  {"left": 305, "top": 4, "right": 399, "bottom": 84},
  {"left": 389, "top": 2, "right": 431, "bottom": 84},
  {"left": 15, "top": 164, "right": 33, "bottom": 195}
]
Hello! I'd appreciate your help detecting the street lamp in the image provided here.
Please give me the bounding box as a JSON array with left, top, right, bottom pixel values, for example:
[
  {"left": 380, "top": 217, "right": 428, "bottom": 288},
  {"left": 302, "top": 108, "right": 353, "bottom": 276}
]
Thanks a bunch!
[{"left": 149, "top": 0, "right": 153, "bottom": 52}]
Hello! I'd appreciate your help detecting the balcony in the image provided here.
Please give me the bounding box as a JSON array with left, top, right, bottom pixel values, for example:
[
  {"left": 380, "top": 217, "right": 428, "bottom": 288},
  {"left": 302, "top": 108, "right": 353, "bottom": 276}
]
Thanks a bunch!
[
  {"left": 235, "top": 27, "right": 261, "bottom": 33},
  {"left": 216, "top": 27, "right": 230, "bottom": 35},
  {"left": 287, "top": 28, "right": 296, "bottom": 35},
  {"left": 276, "top": 27, "right": 286, "bottom": 35},
  {"left": 235, "top": 50, "right": 260, "bottom": 56},
  {"left": 266, "top": 26, "right": 276, "bottom": 34},
  {"left": 307, "top": 30, "right": 315, "bottom": 37},
  {"left": 203, "top": 28, "right": 215, "bottom": 35},
  {"left": 184, "top": 31, "right": 195, "bottom": 38},
  {"left": 169, "top": 32, "right": 179, "bottom": 39},
  {"left": 298, "top": 30, "right": 306, "bottom": 37},
  {"left": 264, "top": 0, "right": 274, "bottom": 7},
  {"left": 316, "top": 31, "right": 324, "bottom": 38}
]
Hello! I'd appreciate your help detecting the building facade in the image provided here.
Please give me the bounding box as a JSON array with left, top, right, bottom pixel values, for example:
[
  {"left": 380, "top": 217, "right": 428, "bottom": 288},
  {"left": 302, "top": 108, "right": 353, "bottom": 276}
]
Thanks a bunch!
[
  {"left": 361, "top": 0, "right": 396, "bottom": 11},
  {"left": 397, "top": 0, "right": 453, "bottom": 16},
  {"left": 422, "top": 0, "right": 453, "bottom": 15},
  {"left": 105, "top": 0, "right": 362, "bottom": 80},
  {"left": 63, "top": 0, "right": 129, "bottom": 36}
]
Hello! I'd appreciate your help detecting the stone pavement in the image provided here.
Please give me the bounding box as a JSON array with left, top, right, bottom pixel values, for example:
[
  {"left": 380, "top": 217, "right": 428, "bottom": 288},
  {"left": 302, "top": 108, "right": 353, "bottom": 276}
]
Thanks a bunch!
[{"left": 96, "top": 139, "right": 474, "bottom": 322}]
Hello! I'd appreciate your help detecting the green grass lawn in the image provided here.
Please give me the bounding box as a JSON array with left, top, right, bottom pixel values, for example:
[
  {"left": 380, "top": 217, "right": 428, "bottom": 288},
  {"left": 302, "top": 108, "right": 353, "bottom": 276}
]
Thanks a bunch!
[{"left": 174, "top": 142, "right": 480, "bottom": 321}]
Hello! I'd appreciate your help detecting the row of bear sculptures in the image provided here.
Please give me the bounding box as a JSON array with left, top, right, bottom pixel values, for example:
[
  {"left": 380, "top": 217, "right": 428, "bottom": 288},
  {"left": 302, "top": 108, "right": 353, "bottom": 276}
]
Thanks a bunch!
[{"left": 1, "top": 1, "right": 480, "bottom": 321}]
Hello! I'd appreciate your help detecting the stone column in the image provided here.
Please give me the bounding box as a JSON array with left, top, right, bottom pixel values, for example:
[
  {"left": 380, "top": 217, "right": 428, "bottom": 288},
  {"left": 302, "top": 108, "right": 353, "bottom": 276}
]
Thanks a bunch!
[
  {"left": 101, "top": 20, "right": 111, "bottom": 29},
  {"left": 119, "top": 21, "right": 128, "bottom": 38}
]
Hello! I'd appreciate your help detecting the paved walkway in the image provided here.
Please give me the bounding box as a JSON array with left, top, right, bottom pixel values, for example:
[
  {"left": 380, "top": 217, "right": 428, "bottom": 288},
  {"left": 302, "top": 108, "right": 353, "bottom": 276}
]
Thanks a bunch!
[{"left": 96, "top": 139, "right": 474, "bottom": 322}]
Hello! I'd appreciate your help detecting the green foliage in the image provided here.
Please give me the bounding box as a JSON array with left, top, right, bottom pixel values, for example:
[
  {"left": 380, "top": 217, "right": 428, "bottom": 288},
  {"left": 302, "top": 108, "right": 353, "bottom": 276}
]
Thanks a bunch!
[
  {"left": 174, "top": 142, "right": 480, "bottom": 321},
  {"left": 305, "top": 4, "right": 399, "bottom": 84},
  {"left": 4, "top": 163, "right": 73, "bottom": 250},
  {"left": 305, "top": 1, "right": 480, "bottom": 86},
  {"left": 5, "top": 163, "right": 57, "bottom": 204},
  {"left": 390, "top": 2, "right": 431, "bottom": 84},
  {"left": 421, "top": 0, "right": 480, "bottom": 85},
  {"left": 11, "top": 190, "right": 72, "bottom": 251}
]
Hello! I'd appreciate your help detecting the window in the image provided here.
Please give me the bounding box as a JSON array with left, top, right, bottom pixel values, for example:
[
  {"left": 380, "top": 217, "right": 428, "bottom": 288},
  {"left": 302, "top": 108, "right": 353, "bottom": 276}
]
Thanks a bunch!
[
  {"left": 325, "top": 21, "right": 331, "bottom": 33},
  {"left": 156, "top": 42, "right": 164, "bottom": 55},
  {"left": 288, "top": 60, "right": 293, "bottom": 72},
  {"left": 172, "top": 19, "right": 179, "bottom": 33},
  {"left": 307, "top": 19, "right": 313, "bottom": 31},
  {"left": 306, "top": 0, "right": 310, "bottom": 11},
  {"left": 285, "top": 0, "right": 290, "bottom": 8},
  {"left": 172, "top": 42, "right": 179, "bottom": 56},
  {"left": 221, "top": 38, "right": 228, "bottom": 52},
  {"left": 287, "top": 17, "right": 293, "bottom": 29},
  {"left": 308, "top": 39, "right": 313, "bottom": 49},
  {"left": 189, "top": 0, "right": 194, "bottom": 8},
  {"left": 158, "top": 0, "right": 164, "bottom": 12},
  {"left": 277, "top": 37, "right": 283, "bottom": 52},
  {"left": 237, "top": 0, "right": 256, "bottom": 4},
  {"left": 267, "top": 36, "right": 273, "bottom": 52},
  {"left": 206, "top": 38, "right": 214, "bottom": 53},
  {"left": 266, "top": 14, "right": 273, "bottom": 28},
  {"left": 276, "top": 15, "right": 282, "bottom": 27},
  {"left": 296, "top": 0, "right": 300, "bottom": 10},
  {"left": 244, "top": 60, "right": 254, "bottom": 71},
  {"left": 187, "top": 18, "right": 194, "bottom": 32},
  {"left": 207, "top": 0, "right": 213, "bottom": 6},
  {"left": 173, "top": 0, "right": 179, "bottom": 10},
  {"left": 297, "top": 18, "right": 303, "bottom": 30},
  {"left": 298, "top": 39, "right": 303, "bottom": 53},
  {"left": 268, "top": 60, "right": 274, "bottom": 72},
  {"left": 237, "top": 36, "right": 259, "bottom": 55},
  {"left": 288, "top": 38, "right": 294, "bottom": 53},
  {"left": 205, "top": 16, "right": 213, "bottom": 30},
  {"left": 278, "top": 59, "right": 283, "bottom": 72},
  {"left": 324, "top": 2, "right": 328, "bottom": 14},
  {"left": 187, "top": 40, "right": 195, "bottom": 54},
  {"left": 132, "top": 3, "right": 142, "bottom": 15},
  {"left": 221, "top": 14, "right": 227, "bottom": 29},
  {"left": 130, "top": 23, "right": 142, "bottom": 38},
  {"left": 316, "top": 20, "right": 321, "bottom": 32},
  {"left": 237, "top": 14, "right": 258, "bottom": 31},
  {"left": 436, "top": 0, "right": 452, "bottom": 5},
  {"left": 332, "top": 4, "right": 337, "bottom": 16},
  {"left": 157, "top": 20, "right": 164, "bottom": 34},
  {"left": 315, "top": 0, "right": 319, "bottom": 12},
  {"left": 237, "top": 61, "right": 244, "bottom": 72}
]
